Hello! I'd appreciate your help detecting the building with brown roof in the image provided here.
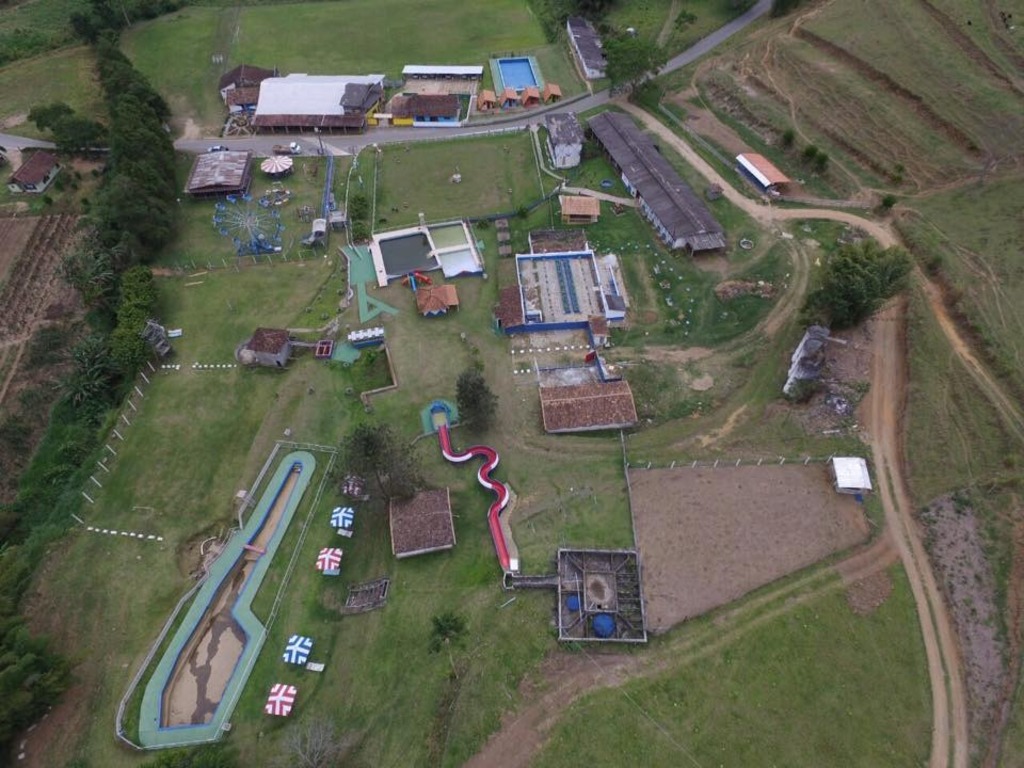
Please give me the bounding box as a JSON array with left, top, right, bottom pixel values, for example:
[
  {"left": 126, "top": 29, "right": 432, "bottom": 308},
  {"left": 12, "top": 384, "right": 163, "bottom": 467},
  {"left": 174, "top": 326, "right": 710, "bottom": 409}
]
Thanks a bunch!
[
  {"left": 238, "top": 327, "right": 291, "bottom": 367},
  {"left": 521, "top": 86, "right": 541, "bottom": 108},
  {"left": 539, "top": 381, "right": 638, "bottom": 433},
  {"left": 494, "top": 285, "right": 525, "bottom": 331},
  {"left": 499, "top": 88, "right": 519, "bottom": 109},
  {"left": 226, "top": 86, "right": 260, "bottom": 113},
  {"left": 219, "top": 64, "right": 277, "bottom": 102},
  {"left": 478, "top": 89, "right": 497, "bottom": 110},
  {"left": 184, "top": 150, "right": 253, "bottom": 198},
  {"left": 389, "top": 488, "right": 456, "bottom": 558},
  {"left": 559, "top": 195, "right": 600, "bottom": 224},
  {"left": 736, "top": 153, "right": 792, "bottom": 195},
  {"left": 542, "top": 83, "right": 562, "bottom": 103},
  {"left": 416, "top": 284, "right": 460, "bottom": 316},
  {"left": 6, "top": 151, "right": 60, "bottom": 194},
  {"left": 391, "top": 94, "right": 462, "bottom": 126}
]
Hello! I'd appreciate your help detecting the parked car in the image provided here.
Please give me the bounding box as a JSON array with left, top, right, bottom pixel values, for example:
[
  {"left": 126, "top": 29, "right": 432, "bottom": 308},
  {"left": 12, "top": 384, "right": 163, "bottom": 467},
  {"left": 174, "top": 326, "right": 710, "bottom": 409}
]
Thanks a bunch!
[
  {"left": 207, "top": 145, "right": 229, "bottom": 152},
  {"left": 272, "top": 142, "right": 302, "bottom": 155}
]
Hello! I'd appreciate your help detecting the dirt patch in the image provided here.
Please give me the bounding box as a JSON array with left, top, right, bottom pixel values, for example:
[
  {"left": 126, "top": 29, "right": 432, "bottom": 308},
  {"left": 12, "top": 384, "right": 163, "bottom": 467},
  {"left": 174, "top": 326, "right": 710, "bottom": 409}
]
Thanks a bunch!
[
  {"left": 846, "top": 569, "right": 893, "bottom": 615},
  {"left": 920, "top": 493, "right": 1006, "bottom": 759},
  {"left": 714, "top": 279, "right": 776, "bottom": 300},
  {"left": 689, "top": 374, "right": 714, "bottom": 391},
  {"left": 630, "top": 464, "right": 869, "bottom": 630},
  {"left": 672, "top": 100, "right": 751, "bottom": 157},
  {"left": 0, "top": 112, "right": 27, "bottom": 129}
]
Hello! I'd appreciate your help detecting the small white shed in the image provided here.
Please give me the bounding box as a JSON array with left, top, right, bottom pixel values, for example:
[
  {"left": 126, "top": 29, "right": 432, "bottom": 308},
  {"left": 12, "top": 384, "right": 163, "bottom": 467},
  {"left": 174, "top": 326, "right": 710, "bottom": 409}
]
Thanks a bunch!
[{"left": 830, "top": 457, "right": 872, "bottom": 495}]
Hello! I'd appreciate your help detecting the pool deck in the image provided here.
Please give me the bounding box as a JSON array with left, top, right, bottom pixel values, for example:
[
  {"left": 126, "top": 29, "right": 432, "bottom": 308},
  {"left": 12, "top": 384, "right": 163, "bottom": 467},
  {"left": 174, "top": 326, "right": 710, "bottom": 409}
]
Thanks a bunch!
[{"left": 489, "top": 56, "right": 544, "bottom": 94}]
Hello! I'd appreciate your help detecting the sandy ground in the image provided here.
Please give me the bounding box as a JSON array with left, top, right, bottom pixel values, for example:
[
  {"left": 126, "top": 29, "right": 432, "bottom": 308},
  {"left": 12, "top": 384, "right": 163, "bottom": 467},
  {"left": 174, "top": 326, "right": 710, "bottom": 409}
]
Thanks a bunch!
[
  {"left": 162, "top": 468, "right": 299, "bottom": 726},
  {"left": 629, "top": 464, "right": 869, "bottom": 630}
]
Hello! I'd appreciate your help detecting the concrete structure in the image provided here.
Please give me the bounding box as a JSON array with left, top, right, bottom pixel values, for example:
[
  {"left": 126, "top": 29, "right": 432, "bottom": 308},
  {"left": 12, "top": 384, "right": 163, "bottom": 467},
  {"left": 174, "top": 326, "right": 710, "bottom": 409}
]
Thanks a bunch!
[
  {"left": 402, "top": 65, "right": 482, "bottom": 80},
  {"left": 737, "top": 153, "right": 791, "bottom": 195},
  {"left": 545, "top": 112, "right": 584, "bottom": 169},
  {"left": 567, "top": 17, "right": 607, "bottom": 80},
  {"left": 588, "top": 111, "right": 725, "bottom": 253},
  {"left": 253, "top": 74, "right": 385, "bottom": 132},
  {"left": 559, "top": 195, "right": 600, "bottom": 224},
  {"left": 830, "top": 457, "right": 872, "bottom": 495},
  {"left": 184, "top": 150, "right": 253, "bottom": 198},
  {"left": 7, "top": 151, "right": 60, "bottom": 194},
  {"left": 783, "top": 325, "right": 830, "bottom": 396},
  {"left": 238, "top": 327, "right": 291, "bottom": 367}
]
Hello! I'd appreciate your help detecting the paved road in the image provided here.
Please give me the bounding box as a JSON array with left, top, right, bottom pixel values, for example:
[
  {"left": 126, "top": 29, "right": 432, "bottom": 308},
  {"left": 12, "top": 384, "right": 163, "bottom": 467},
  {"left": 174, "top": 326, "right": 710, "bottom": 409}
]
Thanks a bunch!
[{"left": 0, "top": 133, "right": 56, "bottom": 151}]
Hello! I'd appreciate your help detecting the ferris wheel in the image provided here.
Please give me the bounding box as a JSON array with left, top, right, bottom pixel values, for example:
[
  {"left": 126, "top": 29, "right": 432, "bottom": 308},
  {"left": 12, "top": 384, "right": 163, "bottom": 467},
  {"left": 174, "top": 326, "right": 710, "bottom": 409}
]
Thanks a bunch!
[{"left": 212, "top": 195, "right": 284, "bottom": 257}]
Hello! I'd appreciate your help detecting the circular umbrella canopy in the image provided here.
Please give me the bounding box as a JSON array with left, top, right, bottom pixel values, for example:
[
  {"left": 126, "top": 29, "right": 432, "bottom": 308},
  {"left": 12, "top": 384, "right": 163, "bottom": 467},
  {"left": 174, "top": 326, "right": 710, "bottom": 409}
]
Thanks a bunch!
[{"left": 261, "top": 155, "right": 294, "bottom": 174}]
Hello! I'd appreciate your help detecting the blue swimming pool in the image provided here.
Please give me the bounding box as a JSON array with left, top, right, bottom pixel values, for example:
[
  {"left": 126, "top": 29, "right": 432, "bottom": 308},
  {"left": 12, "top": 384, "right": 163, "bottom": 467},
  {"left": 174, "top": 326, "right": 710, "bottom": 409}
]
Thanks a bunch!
[{"left": 493, "top": 56, "right": 542, "bottom": 92}]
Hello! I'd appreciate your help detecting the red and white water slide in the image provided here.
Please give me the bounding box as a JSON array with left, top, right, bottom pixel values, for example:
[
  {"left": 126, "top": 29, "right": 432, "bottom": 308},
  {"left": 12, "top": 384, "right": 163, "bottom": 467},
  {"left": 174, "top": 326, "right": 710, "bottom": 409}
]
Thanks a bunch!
[{"left": 434, "top": 414, "right": 516, "bottom": 573}]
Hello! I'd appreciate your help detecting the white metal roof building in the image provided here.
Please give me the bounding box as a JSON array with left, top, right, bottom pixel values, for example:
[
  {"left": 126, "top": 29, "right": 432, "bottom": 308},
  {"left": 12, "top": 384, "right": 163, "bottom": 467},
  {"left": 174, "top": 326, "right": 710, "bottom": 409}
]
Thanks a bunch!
[
  {"left": 830, "top": 457, "right": 872, "bottom": 495},
  {"left": 255, "top": 74, "right": 385, "bottom": 116},
  {"left": 402, "top": 65, "right": 483, "bottom": 79},
  {"left": 736, "top": 153, "right": 791, "bottom": 192}
]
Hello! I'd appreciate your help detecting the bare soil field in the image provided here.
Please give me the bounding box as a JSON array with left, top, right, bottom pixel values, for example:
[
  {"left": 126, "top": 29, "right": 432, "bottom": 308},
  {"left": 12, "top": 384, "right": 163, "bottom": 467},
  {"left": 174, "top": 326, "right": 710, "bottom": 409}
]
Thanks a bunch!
[
  {"left": 630, "top": 464, "right": 869, "bottom": 630},
  {"left": 0, "top": 217, "right": 38, "bottom": 285}
]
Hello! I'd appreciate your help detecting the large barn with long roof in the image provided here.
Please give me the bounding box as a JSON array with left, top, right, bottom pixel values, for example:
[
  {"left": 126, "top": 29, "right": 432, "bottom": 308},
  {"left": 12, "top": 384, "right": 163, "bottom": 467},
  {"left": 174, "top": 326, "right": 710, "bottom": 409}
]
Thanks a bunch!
[{"left": 588, "top": 111, "right": 725, "bottom": 253}]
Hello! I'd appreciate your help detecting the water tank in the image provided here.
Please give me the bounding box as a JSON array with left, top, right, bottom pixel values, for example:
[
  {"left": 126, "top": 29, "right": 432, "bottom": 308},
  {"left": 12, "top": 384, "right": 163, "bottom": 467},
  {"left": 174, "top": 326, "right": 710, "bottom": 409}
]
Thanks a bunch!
[
  {"left": 566, "top": 594, "right": 581, "bottom": 612},
  {"left": 592, "top": 613, "right": 616, "bottom": 639}
]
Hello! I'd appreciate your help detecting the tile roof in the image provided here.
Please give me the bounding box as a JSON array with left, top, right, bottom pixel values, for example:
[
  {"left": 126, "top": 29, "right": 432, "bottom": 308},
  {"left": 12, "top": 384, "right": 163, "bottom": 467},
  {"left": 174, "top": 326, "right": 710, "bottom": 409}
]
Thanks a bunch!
[
  {"left": 219, "top": 64, "right": 276, "bottom": 91},
  {"left": 9, "top": 151, "right": 58, "bottom": 185},
  {"left": 416, "top": 284, "right": 459, "bottom": 314},
  {"left": 588, "top": 111, "right": 725, "bottom": 251},
  {"left": 389, "top": 488, "right": 456, "bottom": 557},
  {"left": 226, "top": 86, "right": 260, "bottom": 106},
  {"left": 499, "top": 87, "right": 519, "bottom": 103},
  {"left": 479, "top": 89, "right": 497, "bottom": 105},
  {"left": 542, "top": 83, "right": 563, "bottom": 100},
  {"left": 737, "top": 152, "right": 791, "bottom": 186},
  {"left": 494, "top": 285, "right": 525, "bottom": 328},
  {"left": 392, "top": 94, "right": 460, "bottom": 119},
  {"left": 539, "top": 381, "right": 638, "bottom": 433},
  {"left": 559, "top": 194, "right": 601, "bottom": 217},
  {"left": 246, "top": 327, "right": 290, "bottom": 354}
]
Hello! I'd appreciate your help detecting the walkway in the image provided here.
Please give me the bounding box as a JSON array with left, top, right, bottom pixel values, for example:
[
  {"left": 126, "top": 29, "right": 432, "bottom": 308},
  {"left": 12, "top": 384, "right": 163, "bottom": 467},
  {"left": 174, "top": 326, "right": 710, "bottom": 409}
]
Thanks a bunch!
[{"left": 560, "top": 185, "right": 637, "bottom": 207}]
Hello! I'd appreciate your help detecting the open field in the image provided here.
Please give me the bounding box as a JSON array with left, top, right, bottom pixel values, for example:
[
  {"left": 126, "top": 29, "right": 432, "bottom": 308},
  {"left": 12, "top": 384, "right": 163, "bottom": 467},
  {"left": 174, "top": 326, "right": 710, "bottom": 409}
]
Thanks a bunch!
[
  {"left": 899, "top": 178, "right": 1024, "bottom": 399},
  {"left": 606, "top": 0, "right": 748, "bottom": 54},
  {"left": 122, "top": 0, "right": 582, "bottom": 133},
  {"left": 0, "top": 46, "right": 103, "bottom": 135},
  {"left": 630, "top": 464, "right": 868, "bottom": 629},
  {"left": 0, "top": 0, "right": 87, "bottom": 65},
  {"left": 375, "top": 132, "right": 550, "bottom": 227},
  {"left": 534, "top": 566, "right": 931, "bottom": 767},
  {"left": 675, "top": 0, "right": 1024, "bottom": 195}
]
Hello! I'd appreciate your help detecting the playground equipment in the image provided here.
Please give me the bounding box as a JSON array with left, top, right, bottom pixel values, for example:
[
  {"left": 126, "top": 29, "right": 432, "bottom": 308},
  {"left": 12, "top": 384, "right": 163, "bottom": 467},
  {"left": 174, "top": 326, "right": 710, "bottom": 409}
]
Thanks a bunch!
[
  {"left": 401, "top": 271, "right": 433, "bottom": 289},
  {"left": 300, "top": 218, "right": 327, "bottom": 247},
  {"left": 430, "top": 403, "right": 516, "bottom": 573},
  {"left": 213, "top": 197, "right": 284, "bottom": 257}
]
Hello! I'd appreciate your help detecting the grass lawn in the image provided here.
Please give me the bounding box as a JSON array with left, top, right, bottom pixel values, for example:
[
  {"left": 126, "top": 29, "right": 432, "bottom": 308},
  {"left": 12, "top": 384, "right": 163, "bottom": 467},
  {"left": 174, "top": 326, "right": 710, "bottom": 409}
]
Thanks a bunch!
[
  {"left": 122, "top": 0, "right": 582, "bottom": 132},
  {"left": 606, "top": 0, "right": 748, "bottom": 54},
  {"left": 535, "top": 565, "right": 931, "bottom": 767},
  {"left": 0, "top": 46, "right": 104, "bottom": 135},
  {"left": 374, "top": 132, "right": 553, "bottom": 228},
  {"left": 0, "top": 0, "right": 87, "bottom": 65},
  {"left": 900, "top": 178, "right": 1024, "bottom": 400}
]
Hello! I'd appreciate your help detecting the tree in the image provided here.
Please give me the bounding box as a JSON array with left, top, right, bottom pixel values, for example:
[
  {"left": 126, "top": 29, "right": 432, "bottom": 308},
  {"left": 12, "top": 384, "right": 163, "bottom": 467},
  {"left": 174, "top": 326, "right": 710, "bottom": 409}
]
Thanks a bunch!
[
  {"left": 455, "top": 367, "right": 498, "bottom": 432},
  {"left": 802, "top": 241, "right": 911, "bottom": 328},
  {"left": 339, "top": 422, "right": 421, "bottom": 501},
  {"left": 880, "top": 194, "right": 898, "bottom": 211},
  {"left": 604, "top": 36, "right": 668, "bottom": 89},
  {"left": 28, "top": 102, "right": 74, "bottom": 132},
  {"left": 813, "top": 151, "right": 829, "bottom": 174},
  {"left": 275, "top": 717, "right": 352, "bottom": 768},
  {"left": 140, "top": 744, "right": 237, "bottom": 768},
  {"left": 429, "top": 610, "right": 467, "bottom": 676},
  {"left": 781, "top": 127, "right": 796, "bottom": 149},
  {"left": 64, "top": 334, "right": 118, "bottom": 410}
]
